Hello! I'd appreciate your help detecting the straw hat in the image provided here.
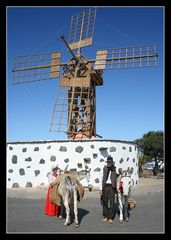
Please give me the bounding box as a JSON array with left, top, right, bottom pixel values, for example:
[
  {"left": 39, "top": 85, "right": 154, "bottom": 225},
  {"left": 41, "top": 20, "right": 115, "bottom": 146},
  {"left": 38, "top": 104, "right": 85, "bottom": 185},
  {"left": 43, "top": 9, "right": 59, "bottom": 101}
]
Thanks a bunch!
[{"left": 51, "top": 164, "right": 59, "bottom": 171}]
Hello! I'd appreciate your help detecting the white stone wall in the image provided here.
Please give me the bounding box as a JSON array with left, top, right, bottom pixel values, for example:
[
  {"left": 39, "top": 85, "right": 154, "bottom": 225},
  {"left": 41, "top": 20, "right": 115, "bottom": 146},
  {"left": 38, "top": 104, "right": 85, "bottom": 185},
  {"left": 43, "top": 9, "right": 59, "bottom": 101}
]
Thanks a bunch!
[{"left": 7, "top": 139, "right": 139, "bottom": 188}]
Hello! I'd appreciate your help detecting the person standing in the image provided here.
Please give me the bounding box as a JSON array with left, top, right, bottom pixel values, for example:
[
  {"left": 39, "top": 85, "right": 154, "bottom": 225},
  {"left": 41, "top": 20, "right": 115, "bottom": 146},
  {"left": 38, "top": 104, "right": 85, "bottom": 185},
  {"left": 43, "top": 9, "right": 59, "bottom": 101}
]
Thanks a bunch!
[
  {"left": 99, "top": 156, "right": 117, "bottom": 223},
  {"left": 45, "top": 164, "right": 62, "bottom": 218}
]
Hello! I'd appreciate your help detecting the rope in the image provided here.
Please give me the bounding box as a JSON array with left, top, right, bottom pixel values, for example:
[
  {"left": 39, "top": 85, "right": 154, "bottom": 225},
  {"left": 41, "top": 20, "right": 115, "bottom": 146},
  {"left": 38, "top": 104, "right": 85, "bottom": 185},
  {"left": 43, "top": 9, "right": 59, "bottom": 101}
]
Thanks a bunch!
[{"left": 96, "top": 17, "right": 141, "bottom": 46}]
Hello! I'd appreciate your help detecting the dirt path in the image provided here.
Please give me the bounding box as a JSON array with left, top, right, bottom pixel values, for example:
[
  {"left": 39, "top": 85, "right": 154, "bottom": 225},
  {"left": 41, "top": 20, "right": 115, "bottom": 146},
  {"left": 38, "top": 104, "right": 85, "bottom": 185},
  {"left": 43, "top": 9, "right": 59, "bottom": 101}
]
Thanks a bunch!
[
  {"left": 131, "top": 176, "right": 164, "bottom": 196},
  {"left": 7, "top": 177, "right": 164, "bottom": 199}
]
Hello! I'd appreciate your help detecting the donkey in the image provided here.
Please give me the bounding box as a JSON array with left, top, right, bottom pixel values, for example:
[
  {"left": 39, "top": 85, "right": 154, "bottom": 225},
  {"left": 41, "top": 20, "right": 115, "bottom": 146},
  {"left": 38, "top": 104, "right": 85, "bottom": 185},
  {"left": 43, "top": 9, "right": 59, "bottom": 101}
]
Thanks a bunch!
[
  {"left": 116, "top": 170, "right": 133, "bottom": 223},
  {"left": 58, "top": 167, "right": 91, "bottom": 227},
  {"left": 58, "top": 175, "right": 79, "bottom": 226}
]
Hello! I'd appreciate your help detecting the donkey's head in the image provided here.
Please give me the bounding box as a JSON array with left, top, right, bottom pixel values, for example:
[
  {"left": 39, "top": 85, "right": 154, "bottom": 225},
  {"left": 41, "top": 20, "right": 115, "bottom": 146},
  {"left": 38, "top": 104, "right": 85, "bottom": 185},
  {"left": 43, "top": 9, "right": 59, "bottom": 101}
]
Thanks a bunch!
[
  {"left": 62, "top": 165, "right": 91, "bottom": 181},
  {"left": 118, "top": 170, "right": 133, "bottom": 196},
  {"left": 74, "top": 167, "right": 91, "bottom": 181}
]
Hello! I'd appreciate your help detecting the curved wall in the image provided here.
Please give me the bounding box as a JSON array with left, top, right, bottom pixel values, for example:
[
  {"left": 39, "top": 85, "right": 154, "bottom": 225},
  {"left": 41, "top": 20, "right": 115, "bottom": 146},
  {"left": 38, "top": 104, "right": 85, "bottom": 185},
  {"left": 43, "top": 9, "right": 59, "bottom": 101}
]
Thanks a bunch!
[{"left": 7, "top": 139, "right": 139, "bottom": 188}]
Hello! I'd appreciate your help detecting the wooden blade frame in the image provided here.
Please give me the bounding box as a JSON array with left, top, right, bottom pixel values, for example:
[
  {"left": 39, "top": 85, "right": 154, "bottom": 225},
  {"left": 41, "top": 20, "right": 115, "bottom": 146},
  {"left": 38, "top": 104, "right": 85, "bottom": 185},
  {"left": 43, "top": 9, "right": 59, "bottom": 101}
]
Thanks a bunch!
[
  {"left": 49, "top": 84, "right": 69, "bottom": 133},
  {"left": 94, "top": 45, "right": 158, "bottom": 70},
  {"left": 13, "top": 52, "right": 61, "bottom": 84},
  {"left": 68, "top": 8, "right": 96, "bottom": 51}
]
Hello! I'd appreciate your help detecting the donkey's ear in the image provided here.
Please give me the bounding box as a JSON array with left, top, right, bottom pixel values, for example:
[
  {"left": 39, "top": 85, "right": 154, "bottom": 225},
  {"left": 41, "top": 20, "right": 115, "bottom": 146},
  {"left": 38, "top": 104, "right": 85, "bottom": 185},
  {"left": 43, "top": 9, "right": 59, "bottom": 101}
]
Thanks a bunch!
[{"left": 64, "top": 164, "right": 69, "bottom": 173}]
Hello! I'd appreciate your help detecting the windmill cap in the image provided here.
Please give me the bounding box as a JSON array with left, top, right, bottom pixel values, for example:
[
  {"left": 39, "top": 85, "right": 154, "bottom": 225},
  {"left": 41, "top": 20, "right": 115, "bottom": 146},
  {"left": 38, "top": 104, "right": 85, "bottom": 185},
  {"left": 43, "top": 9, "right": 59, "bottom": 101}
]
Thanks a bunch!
[{"left": 106, "top": 156, "right": 114, "bottom": 163}]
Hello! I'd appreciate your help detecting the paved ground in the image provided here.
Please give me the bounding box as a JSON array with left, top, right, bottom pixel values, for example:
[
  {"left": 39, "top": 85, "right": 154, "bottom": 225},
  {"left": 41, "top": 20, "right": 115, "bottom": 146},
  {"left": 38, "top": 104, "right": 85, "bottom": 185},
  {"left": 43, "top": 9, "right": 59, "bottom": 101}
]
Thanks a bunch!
[{"left": 6, "top": 177, "right": 165, "bottom": 234}]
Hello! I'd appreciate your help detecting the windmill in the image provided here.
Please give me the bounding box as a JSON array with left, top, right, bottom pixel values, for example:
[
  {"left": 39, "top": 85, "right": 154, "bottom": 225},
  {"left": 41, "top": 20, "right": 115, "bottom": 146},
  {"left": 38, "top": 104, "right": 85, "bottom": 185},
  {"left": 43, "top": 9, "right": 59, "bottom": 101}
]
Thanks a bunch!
[{"left": 12, "top": 7, "right": 158, "bottom": 140}]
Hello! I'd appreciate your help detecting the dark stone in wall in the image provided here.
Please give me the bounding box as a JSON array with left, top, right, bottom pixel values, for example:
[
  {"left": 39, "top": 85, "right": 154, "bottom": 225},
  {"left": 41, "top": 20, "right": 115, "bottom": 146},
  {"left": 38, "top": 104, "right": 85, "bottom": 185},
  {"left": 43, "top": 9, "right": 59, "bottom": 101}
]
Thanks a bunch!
[
  {"left": 122, "top": 146, "right": 126, "bottom": 150},
  {"left": 50, "top": 155, "right": 56, "bottom": 161},
  {"left": 27, "top": 166, "right": 31, "bottom": 168},
  {"left": 19, "top": 168, "right": 25, "bottom": 175},
  {"left": 94, "top": 167, "right": 101, "bottom": 172},
  {"left": 93, "top": 153, "right": 98, "bottom": 158},
  {"left": 90, "top": 145, "right": 94, "bottom": 149},
  {"left": 34, "top": 170, "right": 40, "bottom": 176},
  {"left": 133, "top": 158, "right": 135, "bottom": 162},
  {"left": 127, "top": 157, "right": 129, "bottom": 161},
  {"left": 9, "top": 169, "right": 13, "bottom": 173},
  {"left": 64, "top": 158, "right": 69, "bottom": 163},
  {"left": 84, "top": 158, "right": 91, "bottom": 164},
  {"left": 22, "top": 148, "right": 27, "bottom": 152},
  {"left": 8, "top": 178, "right": 11, "bottom": 181},
  {"left": 34, "top": 147, "right": 39, "bottom": 151},
  {"left": 75, "top": 146, "right": 83, "bottom": 153},
  {"left": 110, "top": 147, "right": 116, "bottom": 152},
  {"left": 119, "top": 158, "right": 124, "bottom": 164},
  {"left": 95, "top": 178, "right": 99, "bottom": 183},
  {"left": 12, "top": 155, "right": 17, "bottom": 164},
  {"left": 12, "top": 183, "right": 19, "bottom": 188},
  {"left": 25, "top": 182, "right": 32, "bottom": 187},
  {"left": 9, "top": 146, "right": 13, "bottom": 150},
  {"left": 129, "top": 146, "right": 132, "bottom": 152},
  {"left": 47, "top": 145, "right": 51, "bottom": 149},
  {"left": 100, "top": 158, "right": 105, "bottom": 162},
  {"left": 25, "top": 157, "right": 32, "bottom": 162},
  {"left": 39, "top": 159, "right": 45, "bottom": 164},
  {"left": 59, "top": 146, "right": 67, "bottom": 152},
  {"left": 77, "top": 163, "right": 82, "bottom": 168}
]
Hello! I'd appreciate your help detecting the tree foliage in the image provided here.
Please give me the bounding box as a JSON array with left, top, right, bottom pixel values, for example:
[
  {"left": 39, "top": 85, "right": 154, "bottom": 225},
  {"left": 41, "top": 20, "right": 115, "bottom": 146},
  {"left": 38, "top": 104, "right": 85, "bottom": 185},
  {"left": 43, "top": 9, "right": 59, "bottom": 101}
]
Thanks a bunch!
[{"left": 135, "top": 131, "right": 164, "bottom": 167}]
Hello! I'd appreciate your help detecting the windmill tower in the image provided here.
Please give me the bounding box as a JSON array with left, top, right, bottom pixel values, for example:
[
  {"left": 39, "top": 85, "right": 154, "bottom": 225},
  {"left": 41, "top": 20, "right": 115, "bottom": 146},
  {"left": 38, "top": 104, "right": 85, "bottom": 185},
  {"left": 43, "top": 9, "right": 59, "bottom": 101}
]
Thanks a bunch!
[{"left": 12, "top": 8, "right": 158, "bottom": 140}]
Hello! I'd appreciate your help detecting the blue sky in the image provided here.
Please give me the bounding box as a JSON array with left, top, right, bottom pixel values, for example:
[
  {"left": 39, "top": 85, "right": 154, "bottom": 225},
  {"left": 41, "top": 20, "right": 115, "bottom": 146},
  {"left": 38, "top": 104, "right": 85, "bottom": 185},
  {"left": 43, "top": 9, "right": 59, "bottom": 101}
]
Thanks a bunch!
[{"left": 7, "top": 6, "right": 164, "bottom": 142}]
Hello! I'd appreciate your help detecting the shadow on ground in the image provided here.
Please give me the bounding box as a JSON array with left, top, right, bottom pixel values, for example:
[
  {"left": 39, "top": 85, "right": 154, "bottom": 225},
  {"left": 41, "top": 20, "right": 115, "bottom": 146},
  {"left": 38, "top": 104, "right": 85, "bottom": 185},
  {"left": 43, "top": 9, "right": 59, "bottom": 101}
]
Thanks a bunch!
[{"left": 60, "top": 207, "right": 89, "bottom": 225}]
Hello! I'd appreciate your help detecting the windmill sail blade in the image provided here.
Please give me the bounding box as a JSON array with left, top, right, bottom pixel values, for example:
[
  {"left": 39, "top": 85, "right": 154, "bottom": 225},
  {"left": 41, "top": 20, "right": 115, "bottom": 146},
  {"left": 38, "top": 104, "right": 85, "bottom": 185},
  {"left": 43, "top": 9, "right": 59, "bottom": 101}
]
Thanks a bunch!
[
  {"left": 13, "top": 52, "right": 61, "bottom": 84},
  {"left": 68, "top": 8, "right": 96, "bottom": 50},
  {"left": 50, "top": 84, "right": 69, "bottom": 133},
  {"left": 50, "top": 63, "right": 97, "bottom": 138},
  {"left": 94, "top": 44, "right": 158, "bottom": 70}
]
